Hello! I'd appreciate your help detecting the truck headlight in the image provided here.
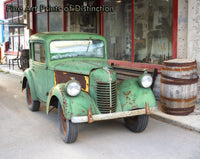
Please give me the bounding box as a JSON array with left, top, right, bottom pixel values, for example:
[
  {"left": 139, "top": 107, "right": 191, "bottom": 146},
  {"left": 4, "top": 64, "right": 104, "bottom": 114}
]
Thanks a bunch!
[
  {"left": 66, "top": 80, "right": 81, "bottom": 96},
  {"left": 138, "top": 74, "right": 153, "bottom": 88}
]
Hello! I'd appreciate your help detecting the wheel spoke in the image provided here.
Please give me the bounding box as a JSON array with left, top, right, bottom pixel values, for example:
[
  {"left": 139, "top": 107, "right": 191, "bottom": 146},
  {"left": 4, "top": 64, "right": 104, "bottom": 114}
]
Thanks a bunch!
[
  {"left": 60, "top": 107, "right": 67, "bottom": 135},
  {"left": 28, "top": 86, "right": 32, "bottom": 104}
]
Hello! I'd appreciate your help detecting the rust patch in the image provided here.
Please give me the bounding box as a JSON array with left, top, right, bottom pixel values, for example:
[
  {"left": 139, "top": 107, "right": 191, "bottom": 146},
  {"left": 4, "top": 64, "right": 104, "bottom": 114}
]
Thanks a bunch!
[
  {"left": 54, "top": 70, "right": 89, "bottom": 92},
  {"left": 87, "top": 108, "right": 94, "bottom": 123},
  {"left": 50, "top": 85, "right": 57, "bottom": 96},
  {"left": 145, "top": 102, "right": 150, "bottom": 115},
  {"left": 123, "top": 91, "right": 131, "bottom": 100},
  {"left": 131, "top": 106, "right": 138, "bottom": 109},
  {"left": 123, "top": 91, "right": 131, "bottom": 96}
]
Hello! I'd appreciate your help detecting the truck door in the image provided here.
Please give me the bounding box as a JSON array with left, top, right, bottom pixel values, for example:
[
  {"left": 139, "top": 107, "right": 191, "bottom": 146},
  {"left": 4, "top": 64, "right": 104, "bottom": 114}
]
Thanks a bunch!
[{"left": 31, "top": 42, "right": 48, "bottom": 102}]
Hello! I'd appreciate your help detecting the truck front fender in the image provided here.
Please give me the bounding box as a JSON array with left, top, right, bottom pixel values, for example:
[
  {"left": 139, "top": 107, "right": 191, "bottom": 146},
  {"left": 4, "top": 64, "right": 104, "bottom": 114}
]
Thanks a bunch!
[
  {"left": 117, "top": 78, "right": 156, "bottom": 111},
  {"left": 46, "top": 84, "right": 100, "bottom": 120},
  {"left": 22, "top": 68, "right": 38, "bottom": 101}
]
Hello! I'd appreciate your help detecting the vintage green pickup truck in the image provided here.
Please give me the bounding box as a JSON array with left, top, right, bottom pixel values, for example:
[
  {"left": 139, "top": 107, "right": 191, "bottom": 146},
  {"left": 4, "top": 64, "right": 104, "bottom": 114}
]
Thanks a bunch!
[{"left": 22, "top": 32, "right": 156, "bottom": 143}]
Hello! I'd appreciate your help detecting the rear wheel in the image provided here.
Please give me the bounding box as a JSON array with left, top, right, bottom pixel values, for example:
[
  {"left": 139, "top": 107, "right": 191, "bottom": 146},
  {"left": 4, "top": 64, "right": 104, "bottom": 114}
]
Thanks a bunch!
[
  {"left": 124, "top": 115, "right": 149, "bottom": 132},
  {"left": 26, "top": 82, "right": 40, "bottom": 111},
  {"left": 58, "top": 102, "right": 78, "bottom": 143}
]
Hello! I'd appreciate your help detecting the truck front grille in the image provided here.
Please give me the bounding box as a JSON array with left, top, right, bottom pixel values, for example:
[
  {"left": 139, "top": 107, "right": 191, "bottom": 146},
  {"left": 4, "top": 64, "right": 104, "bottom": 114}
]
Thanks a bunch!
[{"left": 96, "top": 81, "right": 117, "bottom": 114}]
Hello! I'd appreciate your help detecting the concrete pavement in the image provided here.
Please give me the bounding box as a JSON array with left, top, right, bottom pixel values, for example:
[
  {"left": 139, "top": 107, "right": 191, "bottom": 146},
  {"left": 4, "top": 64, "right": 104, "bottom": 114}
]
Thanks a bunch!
[
  {"left": 0, "top": 64, "right": 23, "bottom": 76},
  {"left": 0, "top": 72, "right": 200, "bottom": 159},
  {"left": 0, "top": 64, "right": 200, "bottom": 134},
  {"left": 152, "top": 102, "right": 200, "bottom": 133}
]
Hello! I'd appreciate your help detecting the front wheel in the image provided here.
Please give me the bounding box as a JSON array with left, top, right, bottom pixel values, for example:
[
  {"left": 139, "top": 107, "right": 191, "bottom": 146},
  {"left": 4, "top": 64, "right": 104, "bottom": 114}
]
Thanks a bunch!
[
  {"left": 124, "top": 115, "right": 149, "bottom": 133},
  {"left": 26, "top": 82, "right": 40, "bottom": 111},
  {"left": 58, "top": 102, "right": 78, "bottom": 143}
]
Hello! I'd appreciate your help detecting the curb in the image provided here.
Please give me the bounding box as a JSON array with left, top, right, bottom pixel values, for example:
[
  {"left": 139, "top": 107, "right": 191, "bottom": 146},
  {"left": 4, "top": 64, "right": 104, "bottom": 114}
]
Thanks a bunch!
[{"left": 151, "top": 109, "right": 200, "bottom": 133}]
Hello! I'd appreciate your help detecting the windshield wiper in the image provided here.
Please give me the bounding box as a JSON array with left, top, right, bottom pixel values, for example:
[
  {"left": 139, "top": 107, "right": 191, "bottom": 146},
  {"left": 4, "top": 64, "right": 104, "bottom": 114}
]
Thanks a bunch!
[{"left": 86, "top": 38, "right": 92, "bottom": 54}]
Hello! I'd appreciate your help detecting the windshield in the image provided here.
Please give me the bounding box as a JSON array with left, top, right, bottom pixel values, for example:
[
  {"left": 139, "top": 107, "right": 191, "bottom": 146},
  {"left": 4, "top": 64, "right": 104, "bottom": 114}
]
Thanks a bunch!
[{"left": 50, "top": 39, "right": 105, "bottom": 60}]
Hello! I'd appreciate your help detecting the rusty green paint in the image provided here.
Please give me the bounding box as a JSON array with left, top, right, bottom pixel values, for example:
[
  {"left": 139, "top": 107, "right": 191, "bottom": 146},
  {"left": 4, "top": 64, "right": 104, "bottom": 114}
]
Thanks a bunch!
[
  {"left": 24, "top": 32, "right": 156, "bottom": 122},
  {"left": 53, "top": 59, "right": 111, "bottom": 75},
  {"left": 29, "top": 32, "right": 108, "bottom": 69},
  {"left": 70, "top": 91, "right": 100, "bottom": 116},
  {"left": 46, "top": 83, "right": 100, "bottom": 119},
  {"left": 118, "top": 78, "right": 156, "bottom": 111},
  {"left": 89, "top": 68, "right": 116, "bottom": 103},
  {"left": 46, "top": 84, "right": 72, "bottom": 119}
]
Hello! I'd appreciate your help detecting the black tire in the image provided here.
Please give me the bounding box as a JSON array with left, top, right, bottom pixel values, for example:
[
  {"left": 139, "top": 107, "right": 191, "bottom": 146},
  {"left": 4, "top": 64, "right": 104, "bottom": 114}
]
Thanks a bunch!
[
  {"left": 124, "top": 115, "right": 149, "bottom": 133},
  {"left": 58, "top": 102, "right": 78, "bottom": 143},
  {"left": 26, "top": 82, "right": 40, "bottom": 111}
]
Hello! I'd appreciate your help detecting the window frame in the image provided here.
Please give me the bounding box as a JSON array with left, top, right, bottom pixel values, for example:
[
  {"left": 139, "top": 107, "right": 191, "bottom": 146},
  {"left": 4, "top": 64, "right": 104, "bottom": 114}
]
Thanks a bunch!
[
  {"left": 31, "top": 0, "right": 178, "bottom": 71},
  {"left": 101, "top": 0, "right": 178, "bottom": 71},
  {"left": 32, "top": 0, "right": 64, "bottom": 33}
]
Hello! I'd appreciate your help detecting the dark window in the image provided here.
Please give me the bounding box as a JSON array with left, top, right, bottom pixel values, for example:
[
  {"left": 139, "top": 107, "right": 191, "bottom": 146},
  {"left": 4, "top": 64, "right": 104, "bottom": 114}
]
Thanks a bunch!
[
  {"left": 134, "top": 0, "right": 173, "bottom": 64},
  {"left": 104, "top": 0, "right": 174, "bottom": 65},
  {"left": 33, "top": 43, "right": 46, "bottom": 63},
  {"left": 49, "top": 0, "right": 63, "bottom": 31},
  {"left": 36, "top": 13, "right": 48, "bottom": 32},
  {"left": 104, "top": 0, "right": 132, "bottom": 61}
]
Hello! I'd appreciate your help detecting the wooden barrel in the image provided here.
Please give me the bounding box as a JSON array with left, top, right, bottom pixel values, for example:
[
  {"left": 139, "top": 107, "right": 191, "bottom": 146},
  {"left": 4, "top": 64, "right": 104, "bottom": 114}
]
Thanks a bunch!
[{"left": 160, "top": 59, "right": 199, "bottom": 115}]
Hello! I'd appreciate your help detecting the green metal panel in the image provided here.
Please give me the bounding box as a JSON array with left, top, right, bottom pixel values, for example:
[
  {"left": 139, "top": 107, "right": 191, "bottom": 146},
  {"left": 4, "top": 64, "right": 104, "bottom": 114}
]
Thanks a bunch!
[
  {"left": 118, "top": 78, "right": 156, "bottom": 111},
  {"left": 22, "top": 68, "right": 38, "bottom": 101},
  {"left": 46, "top": 84, "right": 100, "bottom": 119},
  {"left": 89, "top": 68, "right": 116, "bottom": 106},
  {"left": 31, "top": 62, "right": 48, "bottom": 102},
  {"left": 25, "top": 32, "right": 156, "bottom": 121},
  {"left": 52, "top": 59, "right": 111, "bottom": 75},
  {"left": 29, "top": 32, "right": 108, "bottom": 64},
  {"left": 46, "top": 84, "right": 72, "bottom": 119}
]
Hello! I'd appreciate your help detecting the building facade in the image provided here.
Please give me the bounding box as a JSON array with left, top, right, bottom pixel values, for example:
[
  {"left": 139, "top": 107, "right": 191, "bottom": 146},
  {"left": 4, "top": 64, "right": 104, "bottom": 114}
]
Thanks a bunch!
[
  {"left": 2, "top": 0, "right": 180, "bottom": 70},
  {"left": 1, "top": 0, "right": 200, "bottom": 101}
]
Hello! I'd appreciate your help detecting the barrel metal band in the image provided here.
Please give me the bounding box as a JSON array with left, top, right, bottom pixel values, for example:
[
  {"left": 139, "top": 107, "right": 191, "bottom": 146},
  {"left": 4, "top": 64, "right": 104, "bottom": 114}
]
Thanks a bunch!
[
  {"left": 161, "top": 73, "right": 199, "bottom": 81},
  {"left": 160, "top": 78, "right": 199, "bottom": 85},
  {"left": 162, "top": 61, "right": 197, "bottom": 67},
  {"left": 160, "top": 95, "right": 197, "bottom": 102},
  {"left": 162, "top": 106, "right": 195, "bottom": 116},
  {"left": 161, "top": 65, "right": 197, "bottom": 72}
]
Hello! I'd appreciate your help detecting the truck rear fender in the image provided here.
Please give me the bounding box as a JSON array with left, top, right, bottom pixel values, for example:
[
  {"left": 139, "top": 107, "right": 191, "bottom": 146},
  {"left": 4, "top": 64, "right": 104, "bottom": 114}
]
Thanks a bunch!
[{"left": 22, "top": 69, "right": 38, "bottom": 101}]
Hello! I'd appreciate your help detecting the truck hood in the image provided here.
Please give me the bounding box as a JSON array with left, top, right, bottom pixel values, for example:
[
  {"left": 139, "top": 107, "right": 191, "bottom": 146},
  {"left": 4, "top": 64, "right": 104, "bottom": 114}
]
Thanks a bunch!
[{"left": 54, "top": 60, "right": 111, "bottom": 75}]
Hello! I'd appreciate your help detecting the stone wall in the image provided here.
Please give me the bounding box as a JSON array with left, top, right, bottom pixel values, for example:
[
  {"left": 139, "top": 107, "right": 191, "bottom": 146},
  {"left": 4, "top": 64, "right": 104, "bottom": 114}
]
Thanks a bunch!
[
  {"left": 188, "top": 0, "right": 200, "bottom": 74},
  {"left": 177, "top": 0, "right": 188, "bottom": 59}
]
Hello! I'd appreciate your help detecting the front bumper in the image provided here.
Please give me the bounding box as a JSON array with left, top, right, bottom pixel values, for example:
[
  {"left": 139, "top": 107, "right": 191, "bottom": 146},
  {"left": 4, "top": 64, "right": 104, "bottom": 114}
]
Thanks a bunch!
[{"left": 71, "top": 103, "right": 156, "bottom": 123}]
